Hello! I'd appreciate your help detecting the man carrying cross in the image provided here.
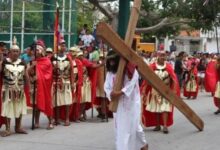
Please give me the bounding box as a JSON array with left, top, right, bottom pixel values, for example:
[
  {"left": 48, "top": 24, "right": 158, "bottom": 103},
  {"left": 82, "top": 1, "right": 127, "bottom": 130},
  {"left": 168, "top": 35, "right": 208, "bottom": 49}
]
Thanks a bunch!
[{"left": 104, "top": 50, "right": 148, "bottom": 150}]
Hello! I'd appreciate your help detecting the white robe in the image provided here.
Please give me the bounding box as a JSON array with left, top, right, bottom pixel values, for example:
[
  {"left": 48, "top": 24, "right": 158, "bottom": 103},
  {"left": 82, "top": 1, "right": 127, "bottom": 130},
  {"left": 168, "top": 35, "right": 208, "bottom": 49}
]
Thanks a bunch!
[{"left": 104, "top": 70, "right": 147, "bottom": 150}]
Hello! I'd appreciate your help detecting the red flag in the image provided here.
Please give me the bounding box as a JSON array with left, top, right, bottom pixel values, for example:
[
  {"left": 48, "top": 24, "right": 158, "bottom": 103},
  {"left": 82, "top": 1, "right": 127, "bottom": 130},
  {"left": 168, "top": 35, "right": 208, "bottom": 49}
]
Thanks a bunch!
[{"left": 54, "top": 3, "right": 60, "bottom": 53}]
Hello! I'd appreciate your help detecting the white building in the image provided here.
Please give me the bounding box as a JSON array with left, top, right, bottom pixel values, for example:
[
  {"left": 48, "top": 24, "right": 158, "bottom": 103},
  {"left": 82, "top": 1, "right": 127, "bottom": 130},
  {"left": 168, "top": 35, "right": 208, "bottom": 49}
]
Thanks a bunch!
[
  {"left": 200, "top": 27, "right": 220, "bottom": 53},
  {"left": 162, "top": 27, "right": 220, "bottom": 54}
]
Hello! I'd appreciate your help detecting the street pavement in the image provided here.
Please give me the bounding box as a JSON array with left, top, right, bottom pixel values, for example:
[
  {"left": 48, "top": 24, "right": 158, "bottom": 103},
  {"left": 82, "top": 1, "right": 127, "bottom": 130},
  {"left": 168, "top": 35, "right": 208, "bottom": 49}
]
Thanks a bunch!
[{"left": 0, "top": 91, "right": 219, "bottom": 150}]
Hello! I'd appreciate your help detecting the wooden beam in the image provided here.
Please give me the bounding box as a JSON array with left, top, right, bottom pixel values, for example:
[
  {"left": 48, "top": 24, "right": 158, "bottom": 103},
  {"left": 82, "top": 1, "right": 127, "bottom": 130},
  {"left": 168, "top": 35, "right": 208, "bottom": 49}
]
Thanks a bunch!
[
  {"left": 97, "top": 22, "right": 204, "bottom": 131},
  {"left": 109, "top": 0, "right": 142, "bottom": 112}
]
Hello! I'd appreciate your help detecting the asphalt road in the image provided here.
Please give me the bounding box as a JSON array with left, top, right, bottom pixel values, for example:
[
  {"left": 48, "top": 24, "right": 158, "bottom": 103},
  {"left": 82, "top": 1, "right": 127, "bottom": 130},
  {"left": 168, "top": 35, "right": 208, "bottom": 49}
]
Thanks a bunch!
[{"left": 0, "top": 91, "right": 219, "bottom": 150}]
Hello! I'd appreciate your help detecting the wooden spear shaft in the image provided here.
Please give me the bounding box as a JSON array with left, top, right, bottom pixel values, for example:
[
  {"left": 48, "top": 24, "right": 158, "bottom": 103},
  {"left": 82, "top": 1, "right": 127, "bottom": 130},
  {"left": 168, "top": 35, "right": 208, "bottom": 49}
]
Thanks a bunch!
[
  {"left": 31, "top": 42, "right": 37, "bottom": 130},
  {"left": 109, "top": 0, "right": 142, "bottom": 112}
]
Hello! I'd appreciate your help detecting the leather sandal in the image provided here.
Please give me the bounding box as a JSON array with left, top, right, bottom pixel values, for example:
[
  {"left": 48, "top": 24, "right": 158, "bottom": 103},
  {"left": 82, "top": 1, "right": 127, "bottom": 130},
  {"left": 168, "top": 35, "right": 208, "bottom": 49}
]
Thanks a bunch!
[
  {"left": 214, "top": 109, "right": 220, "bottom": 115},
  {"left": 153, "top": 126, "right": 161, "bottom": 131},
  {"left": 1, "top": 130, "right": 11, "bottom": 137},
  {"left": 163, "top": 127, "right": 169, "bottom": 134}
]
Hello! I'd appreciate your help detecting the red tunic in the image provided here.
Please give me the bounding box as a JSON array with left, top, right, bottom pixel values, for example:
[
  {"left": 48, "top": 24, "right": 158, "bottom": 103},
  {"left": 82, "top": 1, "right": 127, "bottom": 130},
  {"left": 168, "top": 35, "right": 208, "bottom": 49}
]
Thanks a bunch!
[
  {"left": 141, "top": 63, "right": 180, "bottom": 127},
  {"left": 204, "top": 60, "right": 217, "bottom": 93}
]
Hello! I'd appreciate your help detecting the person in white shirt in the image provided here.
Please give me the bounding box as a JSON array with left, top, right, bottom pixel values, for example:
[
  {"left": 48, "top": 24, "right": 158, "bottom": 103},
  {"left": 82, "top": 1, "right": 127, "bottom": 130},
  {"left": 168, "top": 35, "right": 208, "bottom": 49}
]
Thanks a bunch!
[{"left": 81, "top": 30, "right": 95, "bottom": 47}]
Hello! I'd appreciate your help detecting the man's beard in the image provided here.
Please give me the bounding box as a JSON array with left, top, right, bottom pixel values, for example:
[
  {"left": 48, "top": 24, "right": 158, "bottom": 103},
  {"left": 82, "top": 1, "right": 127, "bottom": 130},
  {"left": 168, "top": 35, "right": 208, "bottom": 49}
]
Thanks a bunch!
[{"left": 109, "top": 63, "right": 119, "bottom": 73}]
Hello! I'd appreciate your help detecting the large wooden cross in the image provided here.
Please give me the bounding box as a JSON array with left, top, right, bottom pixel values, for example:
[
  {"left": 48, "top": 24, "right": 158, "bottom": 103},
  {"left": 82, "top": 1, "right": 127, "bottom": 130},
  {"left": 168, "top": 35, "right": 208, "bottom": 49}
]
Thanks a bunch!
[
  {"left": 96, "top": 2, "right": 204, "bottom": 131},
  {"left": 108, "top": 0, "right": 142, "bottom": 112}
]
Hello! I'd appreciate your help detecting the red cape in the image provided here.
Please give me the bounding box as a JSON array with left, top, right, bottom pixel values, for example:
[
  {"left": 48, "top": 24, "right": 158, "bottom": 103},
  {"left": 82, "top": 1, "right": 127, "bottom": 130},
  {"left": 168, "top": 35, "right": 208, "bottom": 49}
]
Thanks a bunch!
[
  {"left": 0, "top": 77, "right": 6, "bottom": 128},
  {"left": 213, "top": 62, "right": 220, "bottom": 107},
  {"left": 87, "top": 67, "right": 97, "bottom": 110},
  {"left": 205, "top": 60, "right": 217, "bottom": 93},
  {"left": 28, "top": 57, "right": 53, "bottom": 117},
  {"left": 141, "top": 63, "right": 180, "bottom": 127},
  {"left": 36, "top": 57, "right": 53, "bottom": 116},
  {"left": 183, "top": 67, "right": 199, "bottom": 98},
  {"left": 81, "top": 58, "right": 97, "bottom": 110},
  {"left": 69, "top": 58, "right": 83, "bottom": 121},
  {"left": 93, "top": 64, "right": 105, "bottom": 107}
]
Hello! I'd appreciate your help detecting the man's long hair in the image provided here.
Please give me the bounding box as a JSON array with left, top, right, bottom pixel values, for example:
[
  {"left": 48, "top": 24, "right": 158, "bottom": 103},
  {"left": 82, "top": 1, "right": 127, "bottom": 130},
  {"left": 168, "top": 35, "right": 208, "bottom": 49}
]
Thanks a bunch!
[{"left": 106, "top": 50, "right": 120, "bottom": 74}]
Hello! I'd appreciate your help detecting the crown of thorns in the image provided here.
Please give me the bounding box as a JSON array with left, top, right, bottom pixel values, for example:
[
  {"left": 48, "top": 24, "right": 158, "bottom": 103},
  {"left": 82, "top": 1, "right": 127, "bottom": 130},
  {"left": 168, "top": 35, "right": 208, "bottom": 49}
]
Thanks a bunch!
[{"left": 106, "top": 53, "right": 119, "bottom": 59}]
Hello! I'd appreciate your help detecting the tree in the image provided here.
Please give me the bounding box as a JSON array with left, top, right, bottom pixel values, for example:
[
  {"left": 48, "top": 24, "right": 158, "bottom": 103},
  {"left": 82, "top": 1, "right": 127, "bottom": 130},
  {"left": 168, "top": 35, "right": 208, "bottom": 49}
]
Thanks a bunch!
[{"left": 86, "top": 0, "right": 220, "bottom": 37}]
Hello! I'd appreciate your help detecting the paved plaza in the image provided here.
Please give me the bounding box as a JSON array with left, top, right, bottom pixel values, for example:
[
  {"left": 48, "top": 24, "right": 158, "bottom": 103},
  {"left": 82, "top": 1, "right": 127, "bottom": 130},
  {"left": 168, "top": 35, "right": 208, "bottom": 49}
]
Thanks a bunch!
[{"left": 0, "top": 91, "right": 219, "bottom": 150}]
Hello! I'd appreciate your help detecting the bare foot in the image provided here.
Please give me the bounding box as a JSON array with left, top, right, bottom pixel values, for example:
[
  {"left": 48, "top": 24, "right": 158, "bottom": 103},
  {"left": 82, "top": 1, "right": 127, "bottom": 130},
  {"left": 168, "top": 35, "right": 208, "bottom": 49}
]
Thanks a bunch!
[
  {"left": 141, "top": 144, "right": 148, "bottom": 150},
  {"left": 1, "top": 130, "right": 11, "bottom": 137},
  {"left": 15, "top": 128, "right": 28, "bottom": 134},
  {"left": 64, "top": 121, "right": 70, "bottom": 126},
  {"left": 74, "top": 119, "right": 81, "bottom": 123},
  {"left": 34, "top": 123, "right": 40, "bottom": 128}
]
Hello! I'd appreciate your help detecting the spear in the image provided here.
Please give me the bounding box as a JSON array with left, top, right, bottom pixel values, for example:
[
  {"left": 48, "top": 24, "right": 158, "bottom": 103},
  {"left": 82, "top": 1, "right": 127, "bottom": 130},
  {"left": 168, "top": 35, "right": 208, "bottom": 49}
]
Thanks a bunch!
[
  {"left": 31, "top": 36, "right": 37, "bottom": 130},
  {"left": 102, "top": 47, "right": 108, "bottom": 122},
  {"left": 203, "top": 0, "right": 209, "bottom": 6},
  {"left": 54, "top": 1, "right": 60, "bottom": 124}
]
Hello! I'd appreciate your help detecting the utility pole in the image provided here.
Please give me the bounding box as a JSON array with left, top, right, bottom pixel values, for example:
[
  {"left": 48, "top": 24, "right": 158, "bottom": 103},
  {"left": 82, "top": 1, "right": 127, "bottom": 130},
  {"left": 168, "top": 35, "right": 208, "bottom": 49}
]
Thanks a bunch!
[
  {"left": 68, "top": 0, "right": 72, "bottom": 49},
  {"left": 72, "top": 0, "right": 77, "bottom": 45},
  {"left": 117, "top": 0, "right": 130, "bottom": 39},
  {"left": 10, "top": 0, "right": 14, "bottom": 47},
  {"left": 62, "top": 0, "right": 65, "bottom": 32},
  {"left": 215, "top": 25, "right": 219, "bottom": 54},
  {"left": 213, "top": 0, "right": 219, "bottom": 53},
  {"left": 21, "top": 0, "right": 25, "bottom": 51},
  {"left": 43, "top": 0, "right": 54, "bottom": 47}
]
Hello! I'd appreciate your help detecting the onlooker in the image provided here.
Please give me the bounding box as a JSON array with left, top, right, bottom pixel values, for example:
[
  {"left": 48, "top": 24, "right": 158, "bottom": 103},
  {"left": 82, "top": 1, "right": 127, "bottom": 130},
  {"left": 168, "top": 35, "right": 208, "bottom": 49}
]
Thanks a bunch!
[
  {"left": 79, "top": 24, "right": 88, "bottom": 41},
  {"left": 175, "top": 51, "right": 185, "bottom": 88},
  {"left": 81, "top": 30, "right": 95, "bottom": 47},
  {"left": 159, "top": 42, "right": 164, "bottom": 51},
  {"left": 45, "top": 47, "right": 53, "bottom": 58},
  {"left": 20, "top": 46, "right": 33, "bottom": 64},
  {"left": 170, "top": 41, "right": 177, "bottom": 52},
  {"left": 0, "top": 41, "right": 7, "bottom": 60}
]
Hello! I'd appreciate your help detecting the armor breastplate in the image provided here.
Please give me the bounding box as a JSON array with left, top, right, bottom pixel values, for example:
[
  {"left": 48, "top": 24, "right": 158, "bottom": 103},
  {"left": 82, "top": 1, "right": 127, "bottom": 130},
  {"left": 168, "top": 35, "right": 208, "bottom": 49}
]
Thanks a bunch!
[
  {"left": 72, "top": 60, "right": 78, "bottom": 74},
  {"left": 52, "top": 55, "right": 71, "bottom": 80},
  {"left": 2, "top": 58, "right": 25, "bottom": 101},
  {"left": 189, "top": 71, "right": 195, "bottom": 80},
  {"left": 3, "top": 58, "right": 25, "bottom": 89},
  {"left": 72, "top": 60, "right": 78, "bottom": 82},
  {"left": 155, "top": 64, "right": 171, "bottom": 86}
]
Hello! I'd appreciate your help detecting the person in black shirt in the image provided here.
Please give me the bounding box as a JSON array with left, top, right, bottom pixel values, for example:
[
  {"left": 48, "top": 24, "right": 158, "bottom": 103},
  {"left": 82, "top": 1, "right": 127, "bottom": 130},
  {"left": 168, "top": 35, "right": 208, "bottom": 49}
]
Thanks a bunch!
[
  {"left": 174, "top": 52, "right": 185, "bottom": 88},
  {"left": 170, "top": 41, "right": 177, "bottom": 52}
]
